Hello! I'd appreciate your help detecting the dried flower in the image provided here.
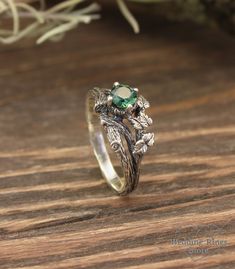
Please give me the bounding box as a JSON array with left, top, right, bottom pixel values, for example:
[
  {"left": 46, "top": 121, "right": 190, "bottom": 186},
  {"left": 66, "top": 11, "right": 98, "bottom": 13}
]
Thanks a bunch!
[{"left": 0, "top": 0, "right": 101, "bottom": 44}]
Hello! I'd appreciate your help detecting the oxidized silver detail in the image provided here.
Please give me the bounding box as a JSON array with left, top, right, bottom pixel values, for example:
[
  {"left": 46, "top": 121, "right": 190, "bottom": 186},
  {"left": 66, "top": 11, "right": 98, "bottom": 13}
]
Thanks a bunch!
[{"left": 88, "top": 85, "right": 155, "bottom": 195}]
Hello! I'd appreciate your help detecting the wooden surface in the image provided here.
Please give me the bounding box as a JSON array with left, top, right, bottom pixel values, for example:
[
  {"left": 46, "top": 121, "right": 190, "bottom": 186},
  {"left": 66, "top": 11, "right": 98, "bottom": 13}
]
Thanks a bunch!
[{"left": 0, "top": 4, "right": 235, "bottom": 269}]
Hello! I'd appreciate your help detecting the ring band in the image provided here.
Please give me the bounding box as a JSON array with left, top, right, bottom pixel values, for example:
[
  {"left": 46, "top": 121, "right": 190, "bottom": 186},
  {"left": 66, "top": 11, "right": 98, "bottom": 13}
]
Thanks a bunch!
[{"left": 86, "top": 82, "right": 154, "bottom": 195}]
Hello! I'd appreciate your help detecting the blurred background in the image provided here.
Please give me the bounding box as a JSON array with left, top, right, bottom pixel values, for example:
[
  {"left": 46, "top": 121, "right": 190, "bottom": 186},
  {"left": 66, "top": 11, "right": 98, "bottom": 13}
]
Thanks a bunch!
[
  {"left": 0, "top": 0, "right": 234, "bottom": 151},
  {"left": 0, "top": 1, "right": 235, "bottom": 268}
]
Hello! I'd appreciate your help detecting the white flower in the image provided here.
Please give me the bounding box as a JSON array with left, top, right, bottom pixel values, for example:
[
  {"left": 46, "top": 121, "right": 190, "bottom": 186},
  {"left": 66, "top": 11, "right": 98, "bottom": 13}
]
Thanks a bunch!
[
  {"left": 137, "top": 96, "right": 150, "bottom": 109},
  {"left": 133, "top": 133, "right": 155, "bottom": 155},
  {"left": 142, "top": 133, "right": 155, "bottom": 146}
]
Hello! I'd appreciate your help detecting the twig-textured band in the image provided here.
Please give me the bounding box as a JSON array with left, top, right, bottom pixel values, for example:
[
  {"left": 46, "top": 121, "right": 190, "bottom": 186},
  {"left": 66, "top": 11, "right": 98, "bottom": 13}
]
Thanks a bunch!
[{"left": 86, "top": 85, "right": 154, "bottom": 195}]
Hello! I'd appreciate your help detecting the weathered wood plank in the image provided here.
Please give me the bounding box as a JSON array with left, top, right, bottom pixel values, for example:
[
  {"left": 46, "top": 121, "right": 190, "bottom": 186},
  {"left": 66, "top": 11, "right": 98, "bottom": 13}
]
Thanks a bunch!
[{"left": 0, "top": 3, "right": 235, "bottom": 269}]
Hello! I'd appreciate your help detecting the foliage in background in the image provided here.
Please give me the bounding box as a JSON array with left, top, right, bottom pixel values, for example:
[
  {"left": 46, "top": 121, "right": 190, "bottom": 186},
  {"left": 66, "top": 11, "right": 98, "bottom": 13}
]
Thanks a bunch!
[
  {"left": 0, "top": 0, "right": 101, "bottom": 44},
  {"left": 0, "top": 0, "right": 234, "bottom": 45}
]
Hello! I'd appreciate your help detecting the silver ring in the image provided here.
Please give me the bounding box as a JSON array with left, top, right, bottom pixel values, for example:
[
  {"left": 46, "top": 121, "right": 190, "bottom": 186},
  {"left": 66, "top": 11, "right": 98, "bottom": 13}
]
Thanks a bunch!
[{"left": 86, "top": 82, "right": 155, "bottom": 195}]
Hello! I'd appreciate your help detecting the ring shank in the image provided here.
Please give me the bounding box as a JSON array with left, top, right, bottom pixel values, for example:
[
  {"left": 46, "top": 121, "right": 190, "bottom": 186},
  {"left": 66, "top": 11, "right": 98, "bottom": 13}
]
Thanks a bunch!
[{"left": 86, "top": 92, "right": 126, "bottom": 194}]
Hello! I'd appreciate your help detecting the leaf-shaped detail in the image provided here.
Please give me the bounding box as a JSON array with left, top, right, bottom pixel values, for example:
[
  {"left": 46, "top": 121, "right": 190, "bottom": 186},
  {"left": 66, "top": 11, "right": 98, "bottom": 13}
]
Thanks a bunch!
[
  {"left": 106, "top": 126, "right": 122, "bottom": 145},
  {"left": 133, "top": 139, "right": 148, "bottom": 154},
  {"left": 137, "top": 95, "right": 150, "bottom": 109},
  {"left": 129, "top": 113, "right": 153, "bottom": 130},
  {"left": 94, "top": 91, "right": 107, "bottom": 112},
  {"left": 128, "top": 118, "right": 143, "bottom": 130},
  {"left": 133, "top": 132, "right": 155, "bottom": 155},
  {"left": 142, "top": 132, "right": 155, "bottom": 146}
]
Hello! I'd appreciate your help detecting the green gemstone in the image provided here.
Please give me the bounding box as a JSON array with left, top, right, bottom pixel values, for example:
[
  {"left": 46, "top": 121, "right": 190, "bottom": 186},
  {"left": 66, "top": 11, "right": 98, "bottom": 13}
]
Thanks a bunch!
[{"left": 111, "top": 84, "right": 137, "bottom": 109}]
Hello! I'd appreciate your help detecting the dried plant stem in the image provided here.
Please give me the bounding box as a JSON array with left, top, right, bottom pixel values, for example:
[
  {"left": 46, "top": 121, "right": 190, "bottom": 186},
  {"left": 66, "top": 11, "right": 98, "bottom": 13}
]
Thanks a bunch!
[
  {"left": 47, "top": 0, "right": 84, "bottom": 14},
  {"left": 0, "top": 0, "right": 101, "bottom": 44},
  {"left": 7, "top": 0, "right": 20, "bottom": 34},
  {"left": 117, "top": 0, "right": 139, "bottom": 33}
]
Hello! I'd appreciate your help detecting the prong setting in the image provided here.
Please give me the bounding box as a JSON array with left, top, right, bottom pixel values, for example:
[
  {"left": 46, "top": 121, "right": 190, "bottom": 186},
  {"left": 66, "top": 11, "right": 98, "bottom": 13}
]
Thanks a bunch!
[
  {"left": 133, "top": 88, "right": 139, "bottom": 92},
  {"left": 110, "top": 83, "right": 138, "bottom": 110},
  {"left": 127, "top": 104, "right": 133, "bottom": 112},
  {"left": 113, "top": 82, "right": 119, "bottom": 87}
]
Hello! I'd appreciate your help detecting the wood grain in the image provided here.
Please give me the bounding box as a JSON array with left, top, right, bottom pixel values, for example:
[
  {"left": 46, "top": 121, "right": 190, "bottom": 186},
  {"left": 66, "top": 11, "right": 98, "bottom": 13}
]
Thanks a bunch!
[{"left": 0, "top": 4, "right": 235, "bottom": 269}]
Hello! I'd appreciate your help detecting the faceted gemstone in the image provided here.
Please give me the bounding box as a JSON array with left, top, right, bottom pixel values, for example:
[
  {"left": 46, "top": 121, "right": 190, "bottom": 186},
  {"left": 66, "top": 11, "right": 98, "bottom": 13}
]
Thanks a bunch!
[{"left": 111, "top": 84, "right": 137, "bottom": 109}]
